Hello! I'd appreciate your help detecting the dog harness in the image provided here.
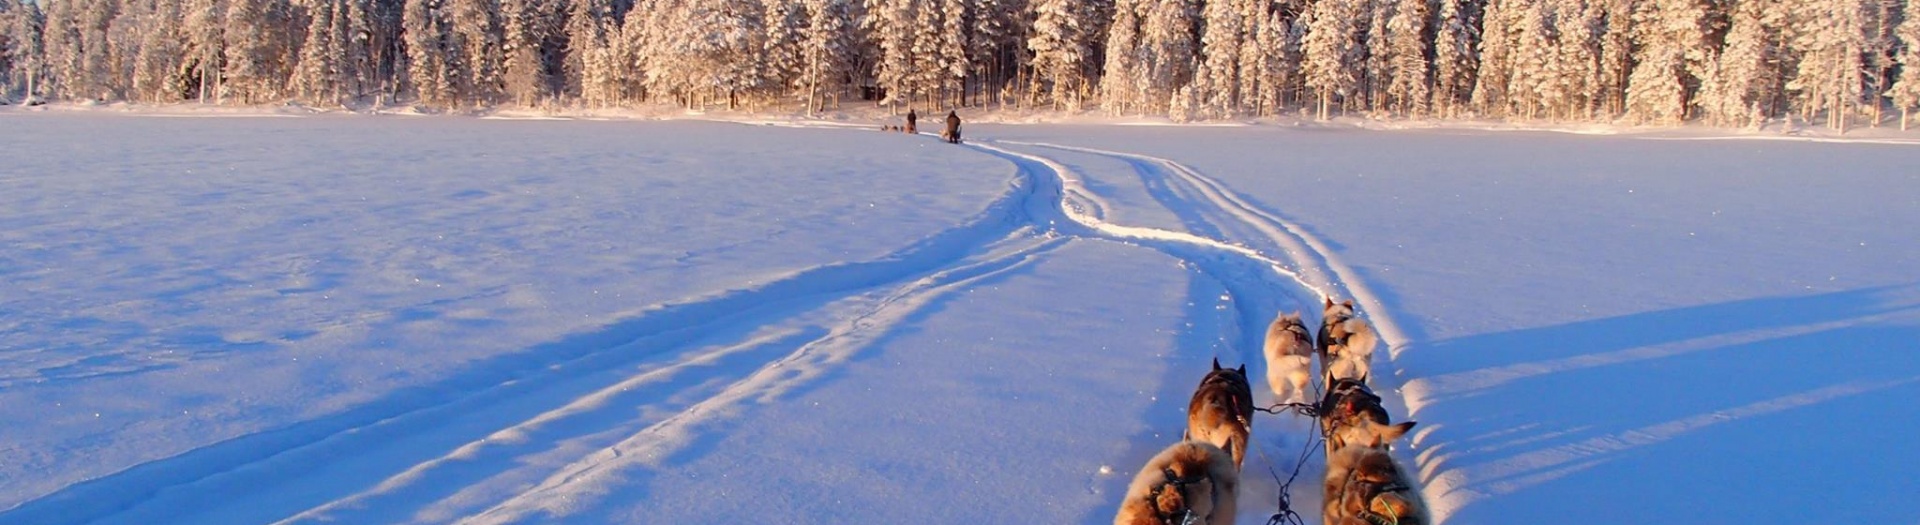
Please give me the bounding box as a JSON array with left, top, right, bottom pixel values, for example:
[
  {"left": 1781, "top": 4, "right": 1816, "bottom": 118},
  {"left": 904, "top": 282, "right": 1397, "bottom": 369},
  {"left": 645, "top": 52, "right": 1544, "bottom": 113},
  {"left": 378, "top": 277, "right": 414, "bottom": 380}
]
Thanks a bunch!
[
  {"left": 1344, "top": 472, "right": 1413, "bottom": 525},
  {"left": 1145, "top": 467, "right": 1209, "bottom": 525}
]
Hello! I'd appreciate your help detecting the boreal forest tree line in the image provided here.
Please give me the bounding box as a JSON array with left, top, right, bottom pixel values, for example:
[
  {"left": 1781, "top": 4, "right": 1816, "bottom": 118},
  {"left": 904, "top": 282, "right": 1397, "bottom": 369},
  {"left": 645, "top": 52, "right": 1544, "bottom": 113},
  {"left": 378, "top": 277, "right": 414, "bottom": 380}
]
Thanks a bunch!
[{"left": 3, "top": 0, "right": 1920, "bottom": 130}]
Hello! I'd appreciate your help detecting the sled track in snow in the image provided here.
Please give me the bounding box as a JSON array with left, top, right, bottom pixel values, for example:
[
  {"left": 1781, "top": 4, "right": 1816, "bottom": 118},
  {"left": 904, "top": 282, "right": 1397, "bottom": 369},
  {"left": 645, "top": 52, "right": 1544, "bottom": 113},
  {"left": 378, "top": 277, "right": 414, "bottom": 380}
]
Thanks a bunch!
[
  {"left": 1, "top": 154, "right": 1063, "bottom": 524},
  {"left": 4, "top": 125, "right": 1427, "bottom": 524},
  {"left": 977, "top": 140, "right": 1434, "bottom": 523}
]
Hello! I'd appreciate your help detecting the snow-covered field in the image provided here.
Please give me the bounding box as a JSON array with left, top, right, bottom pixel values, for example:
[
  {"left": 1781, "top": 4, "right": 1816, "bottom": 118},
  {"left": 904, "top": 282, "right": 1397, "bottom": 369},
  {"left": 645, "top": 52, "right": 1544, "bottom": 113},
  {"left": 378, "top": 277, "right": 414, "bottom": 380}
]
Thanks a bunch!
[{"left": 3, "top": 111, "right": 1916, "bottom": 524}]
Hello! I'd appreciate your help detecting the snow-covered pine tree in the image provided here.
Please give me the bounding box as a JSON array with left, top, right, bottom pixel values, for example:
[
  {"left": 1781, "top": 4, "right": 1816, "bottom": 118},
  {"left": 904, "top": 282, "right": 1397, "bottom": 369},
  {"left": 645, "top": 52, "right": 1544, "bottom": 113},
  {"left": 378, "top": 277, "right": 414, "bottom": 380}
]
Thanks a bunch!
[
  {"left": 338, "top": 0, "right": 376, "bottom": 101},
  {"left": 1430, "top": 0, "right": 1475, "bottom": 118},
  {"left": 934, "top": 0, "right": 969, "bottom": 107},
  {"left": 404, "top": 0, "right": 455, "bottom": 106},
  {"left": 1560, "top": 0, "right": 1605, "bottom": 120},
  {"left": 1862, "top": 0, "right": 1897, "bottom": 127},
  {"left": 1194, "top": 0, "right": 1245, "bottom": 118},
  {"left": 133, "top": 0, "right": 189, "bottom": 101},
  {"left": 1787, "top": 0, "right": 1868, "bottom": 131},
  {"left": 1357, "top": 0, "right": 1390, "bottom": 113},
  {"left": 447, "top": 0, "right": 502, "bottom": 106},
  {"left": 1624, "top": 0, "right": 1709, "bottom": 124},
  {"left": 642, "top": 0, "right": 766, "bottom": 109},
  {"left": 1098, "top": 0, "right": 1143, "bottom": 114},
  {"left": 707, "top": 0, "right": 769, "bottom": 108},
  {"left": 0, "top": 0, "right": 13, "bottom": 91},
  {"left": 181, "top": 0, "right": 225, "bottom": 102},
  {"left": 763, "top": 0, "right": 807, "bottom": 105},
  {"left": 1506, "top": 0, "right": 1553, "bottom": 119},
  {"left": 1301, "top": 0, "right": 1360, "bottom": 120},
  {"left": 1699, "top": 0, "right": 1783, "bottom": 128},
  {"left": 1889, "top": 0, "right": 1920, "bottom": 129},
  {"left": 564, "top": 0, "right": 614, "bottom": 104},
  {"left": 106, "top": 0, "right": 149, "bottom": 100},
  {"left": 224, "top": 0, "right": 290, "bottom": 103},
  {"left": 1380, "top": 0, "right": 1430, "bottom": 117},
  {"left": 1471, "top": 0, "right": 1517, "bottom": 116},
  {"left": 6, "top": 0, "right": 43, "bottom": 100},
  {"left": 1233, "top": 0, "right": 1271, "bottom": 116},
  {"left": 293, "top": 0, "right": 344, "bottom": 104},
  {"left": 908, "top": 0, "right": 954, "bottom": 106},
  {"left": 500, "top": 0, "right": 551, "bottom": 106},
  {"left": 1592, "top": 0, "right": 1632, "bottom": 117},
  {"left": 621, "top": 0, "right": 657, "bottom": 102},
  {"left": 39, "top": 0, "right": 78, "bottom": 100},
  {"left": 966, "top": 0, "right": 1022, "bottom": 106},
  {"left": 1267, "top": 7, "right": 1308, "bottom": 113},
  {"left": 52, "top": 0, "right": 118, "bottom": 101},
  {"left": 1137, "top": 0, "right": 1199, "bottom": 114},
  {"left": 799, "top": 0, "right": 852, "bottom": 113},
  {"left": 864, "top": 0, "right": 917, "bottom": 109},
  {"left": 1027, "top": 0, "right": 1092, "bottom": 110}
]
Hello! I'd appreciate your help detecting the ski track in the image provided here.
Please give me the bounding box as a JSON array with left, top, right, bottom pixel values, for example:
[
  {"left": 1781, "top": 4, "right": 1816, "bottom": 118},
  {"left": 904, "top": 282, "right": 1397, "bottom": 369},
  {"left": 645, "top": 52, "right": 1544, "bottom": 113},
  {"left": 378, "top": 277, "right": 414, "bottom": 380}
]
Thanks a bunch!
[{"left": 7, "top": 123, "right": 1428, "bottom": 525}]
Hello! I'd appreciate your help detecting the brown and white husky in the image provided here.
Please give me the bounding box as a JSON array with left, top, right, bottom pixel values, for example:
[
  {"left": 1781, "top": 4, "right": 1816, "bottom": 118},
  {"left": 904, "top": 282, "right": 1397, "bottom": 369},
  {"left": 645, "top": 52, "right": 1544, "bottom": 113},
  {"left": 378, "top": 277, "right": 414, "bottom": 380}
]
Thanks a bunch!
[
  {"left": 1324, "top": 443, "right": 1425, "bottom": 525},
  {"left": 1319, "top": 378, "right": 1415, "bottom": 452},
  {"left": 1186, "top": 358, "right": 1254, "bottom": 469},
  {"left": 1115, "top": 440, "right": 1239, "bottom": 525},
  {"left": 1263, "top": 311, "right": 1315, "bottom": 405},
  {"left": 1318, "top": 298, "right": 1379, "bottom": 384}
]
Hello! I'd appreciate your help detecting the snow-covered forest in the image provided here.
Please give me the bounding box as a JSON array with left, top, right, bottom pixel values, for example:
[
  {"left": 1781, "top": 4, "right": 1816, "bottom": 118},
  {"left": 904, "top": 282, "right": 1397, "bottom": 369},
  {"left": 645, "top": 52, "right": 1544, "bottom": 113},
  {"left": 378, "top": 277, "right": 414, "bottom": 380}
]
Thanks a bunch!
[{"left": 2, "top": 0, "right": 1919, "bottom": 129}]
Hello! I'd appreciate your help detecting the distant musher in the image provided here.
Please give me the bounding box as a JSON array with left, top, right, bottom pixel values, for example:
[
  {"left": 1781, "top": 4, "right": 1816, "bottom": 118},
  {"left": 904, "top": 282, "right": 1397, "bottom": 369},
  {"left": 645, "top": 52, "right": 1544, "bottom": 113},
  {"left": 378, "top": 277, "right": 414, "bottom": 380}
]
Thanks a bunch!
[
  {"left": 942, "top": 111, "right": 962, "bottom": 144},
  {"left": 905, "top": 109, "right": 918, "bottom": 134}
]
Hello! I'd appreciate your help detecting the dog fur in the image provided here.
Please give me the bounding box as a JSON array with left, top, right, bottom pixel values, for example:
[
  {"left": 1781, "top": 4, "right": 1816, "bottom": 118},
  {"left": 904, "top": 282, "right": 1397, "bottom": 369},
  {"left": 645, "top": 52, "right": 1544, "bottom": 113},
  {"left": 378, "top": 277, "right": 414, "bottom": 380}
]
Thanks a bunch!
[
  {"left": 1186, "top": 358, "right": 1254, "bottom": 469},
  {"left": 1324, "top": 443, "right": 1425, "bottom": 525},
  {"left": 1262, "top": 311, "right": 1315, "bottom": 405},
  {"left": 1318, "top": 298, "right": 1378, "bottom": 384},
  {"left": 1115, "top": 440, "right": 1239, "bottom": 525},
  {"left": 1319, "top": 378, "right": 1415, "bottom": 452}
]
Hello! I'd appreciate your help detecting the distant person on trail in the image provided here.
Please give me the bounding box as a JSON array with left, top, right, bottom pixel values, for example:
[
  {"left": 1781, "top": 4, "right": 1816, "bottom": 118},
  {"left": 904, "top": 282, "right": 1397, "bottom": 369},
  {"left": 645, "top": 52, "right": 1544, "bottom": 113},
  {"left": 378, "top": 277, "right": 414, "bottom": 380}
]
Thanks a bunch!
[
  {"left": 905, "top": 109, "right": 918, "bottom": 134},
  {"left": 942, "top": 111, "right": 962, "bottom": 144}
]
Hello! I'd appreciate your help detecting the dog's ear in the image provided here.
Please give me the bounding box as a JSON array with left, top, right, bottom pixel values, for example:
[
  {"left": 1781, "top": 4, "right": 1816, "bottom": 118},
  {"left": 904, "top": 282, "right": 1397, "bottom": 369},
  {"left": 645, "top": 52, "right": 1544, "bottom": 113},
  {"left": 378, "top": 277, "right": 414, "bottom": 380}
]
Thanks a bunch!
[
  {"left": 1324, "top": 297, "right": 1334, "bottom": 308},
  {"left": 1237, "top": 363, "right": 1247, "bottom": 375},
  {"left": 1370, "top": 421, "right": 1416, "bottom": 446},
  {"left": 1343, "top": 299, "right": 1354, "bottom": 308},
  {"left": 1212, "top": 357, "right": 1222, "bottom": 370}
]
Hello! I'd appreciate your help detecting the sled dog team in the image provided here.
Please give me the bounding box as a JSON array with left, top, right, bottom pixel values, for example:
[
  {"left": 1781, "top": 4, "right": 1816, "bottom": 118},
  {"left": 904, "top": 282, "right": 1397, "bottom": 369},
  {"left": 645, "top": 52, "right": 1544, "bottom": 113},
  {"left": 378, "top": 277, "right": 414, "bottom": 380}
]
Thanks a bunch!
[
  {"left": 881, "top": 109, "right": 963, "bottom": 143},
  {"left": 1116, "top": 298, "right": 1424, "bottom": 525}
]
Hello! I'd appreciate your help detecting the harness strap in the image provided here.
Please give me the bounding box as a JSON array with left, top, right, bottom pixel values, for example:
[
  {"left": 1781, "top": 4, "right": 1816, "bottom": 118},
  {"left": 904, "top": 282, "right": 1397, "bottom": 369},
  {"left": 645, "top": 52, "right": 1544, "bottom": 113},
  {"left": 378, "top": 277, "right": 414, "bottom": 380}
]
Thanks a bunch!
[{"left": 1146, "top": 467, "right": 1208, "bottom": 525}]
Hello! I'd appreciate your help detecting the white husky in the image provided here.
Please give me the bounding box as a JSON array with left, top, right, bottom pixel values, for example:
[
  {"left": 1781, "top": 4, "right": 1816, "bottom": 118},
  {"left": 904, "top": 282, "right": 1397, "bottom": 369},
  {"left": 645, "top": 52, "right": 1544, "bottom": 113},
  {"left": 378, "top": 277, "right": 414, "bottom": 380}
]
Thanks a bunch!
[
  {"left": 1319, "top": 299, "right": 1379, "bottom": 384},
  {"left": 1262, "top": 311, "right": 1314, "bottom": 405}
]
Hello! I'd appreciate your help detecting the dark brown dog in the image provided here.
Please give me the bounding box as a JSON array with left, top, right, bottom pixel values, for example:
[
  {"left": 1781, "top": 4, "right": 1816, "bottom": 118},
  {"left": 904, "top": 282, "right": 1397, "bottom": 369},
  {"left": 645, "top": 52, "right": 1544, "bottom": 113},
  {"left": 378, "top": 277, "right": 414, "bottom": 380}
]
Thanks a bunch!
[{"left": 1186, "top": 358, "right": 1253, "bottom": 469}]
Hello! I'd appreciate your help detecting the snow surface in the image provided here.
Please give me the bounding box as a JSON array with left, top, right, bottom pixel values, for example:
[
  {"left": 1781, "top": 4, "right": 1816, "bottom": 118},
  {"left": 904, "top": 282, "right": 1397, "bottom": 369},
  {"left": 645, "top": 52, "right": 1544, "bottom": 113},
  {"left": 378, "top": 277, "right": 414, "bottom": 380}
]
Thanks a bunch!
[{"left": 2, "top": 110, "right": 1917, "bottom": 524}]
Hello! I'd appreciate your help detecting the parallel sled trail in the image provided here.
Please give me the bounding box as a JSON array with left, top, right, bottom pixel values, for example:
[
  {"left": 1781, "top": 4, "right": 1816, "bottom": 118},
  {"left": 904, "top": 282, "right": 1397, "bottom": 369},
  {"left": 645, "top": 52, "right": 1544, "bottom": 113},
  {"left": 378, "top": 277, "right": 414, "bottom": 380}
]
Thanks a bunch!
[
  {"left": 3, "top": 124, "right": 1425, "bottom": 524},
  {"left": 980, "top": 140, "right": 1430, "bottom": 523}
]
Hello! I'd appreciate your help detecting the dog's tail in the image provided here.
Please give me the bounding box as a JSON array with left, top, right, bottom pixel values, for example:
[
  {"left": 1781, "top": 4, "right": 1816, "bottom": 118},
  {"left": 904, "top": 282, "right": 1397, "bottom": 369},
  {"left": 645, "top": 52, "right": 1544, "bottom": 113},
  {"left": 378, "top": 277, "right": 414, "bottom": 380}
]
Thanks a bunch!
[{"left": 1342, "top": 318, "right": 1379, "bottom": 358}]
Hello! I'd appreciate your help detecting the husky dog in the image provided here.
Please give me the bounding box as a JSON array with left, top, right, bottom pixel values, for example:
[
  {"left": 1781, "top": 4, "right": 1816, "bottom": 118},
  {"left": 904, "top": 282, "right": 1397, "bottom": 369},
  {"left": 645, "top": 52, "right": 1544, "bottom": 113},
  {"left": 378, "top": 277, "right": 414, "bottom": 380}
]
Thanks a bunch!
[
  {"left": 1319, "top": 378, "right": 1415, "bottom": 452},
  {"left": 1318, "top": 298, "right": 1379, "bottom": 384},
  {"left": 1115, "top": 441, "right": 1239, "bottom": 525},
  {"left": 1324, "top": 443, "right": 1425, "bottom": 525},
  {"left": 1262, "top": 311, "right": 1314, "bottom": 405},
  {"left": 1186, "top": 358, "right": 1254, "bottom": 469}
]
